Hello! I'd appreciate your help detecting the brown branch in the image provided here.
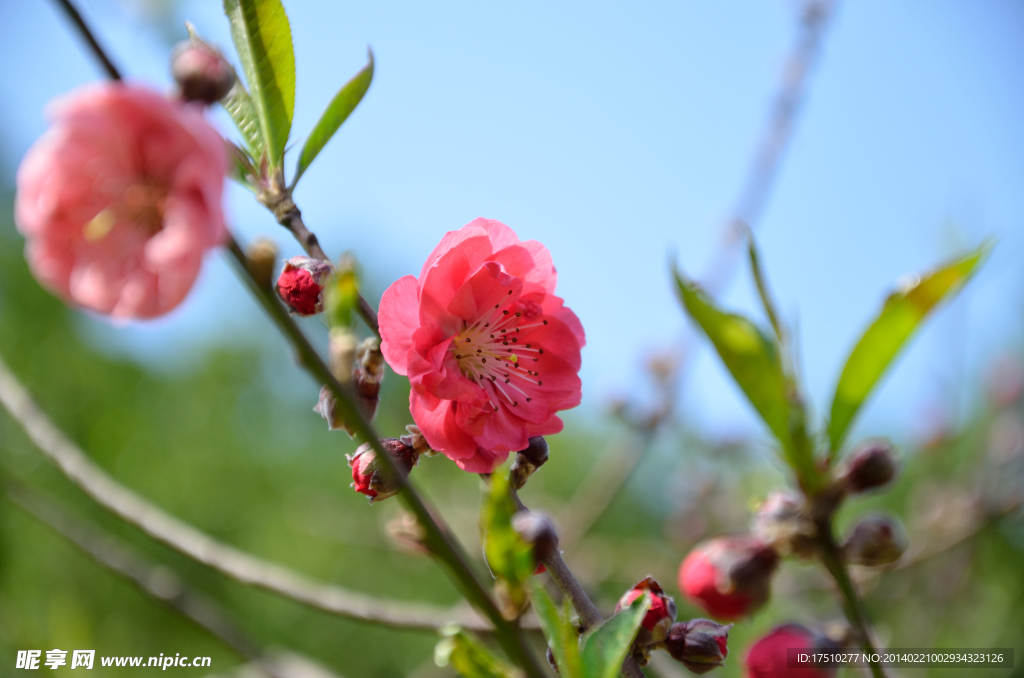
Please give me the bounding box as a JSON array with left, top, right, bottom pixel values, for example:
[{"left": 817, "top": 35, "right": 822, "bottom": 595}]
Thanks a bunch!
[
  {"left": 0, "top": 353, "right": 489, "bottom": 633},
  {"left": 5, "top": 481, "right": 296, "bottom": 678},
  {"left": 699, "top": 0, "right": 840, "bottom": 295}
]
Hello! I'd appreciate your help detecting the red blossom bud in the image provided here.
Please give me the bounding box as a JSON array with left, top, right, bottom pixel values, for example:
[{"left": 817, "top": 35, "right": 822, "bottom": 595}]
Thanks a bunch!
[
  {"left": 347, "top": 439, "right": 419, "bottom": 503},
  {"left": 276, "top": 256, "right": 333, "bottom": 316},
  {"left": 664, "top": 619, "right": 730, "bottom": 674},
  {"left": 511, "top": 511, "right": 559, "bottom": 573},
  {"left": 841, "top": 515, "right": 907, "bottom": 566},
  {"left": 615, "top": 577, "right": 677, "bottom": 643},
  {"left": 679, "top": 536, "right": 779, "bottom": 621},
  {"left": 751, "top": 490, "right": 816, "bottom": 558},
  {"left": 840, "top": 440, "right": 898, "bottom": 494},
  {"left": 170, "top": 41, "right": 235, "bottom": 104},
  {"left": 745, "top": 624, "right": 838, "bottom": 678}
]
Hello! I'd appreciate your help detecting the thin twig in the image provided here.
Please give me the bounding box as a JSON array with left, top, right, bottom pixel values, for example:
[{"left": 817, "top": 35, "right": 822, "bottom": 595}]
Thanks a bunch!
[
  {"left": 815, "top": 524, "right": 887, "bottom": 678},
  {"left": 225, "top": 235, "right": 547, "bottom": 677},
  {"left": 5, "top": 481, "right": 294, "bottom": 678},
  {"left": 700, "top": 0, "right": 839, "bottom": 295},
  {"left": 52, "top": 0, "right": 123, "bottom": 81},
  {"left": 511, "top": 489, "right": 646, "bottom": 678},
  {"left": 555, "top": 427, "right": 658, "bottom": 552},
  {"left": 0, "top": 353, "right": 490, "bottom": 633}
]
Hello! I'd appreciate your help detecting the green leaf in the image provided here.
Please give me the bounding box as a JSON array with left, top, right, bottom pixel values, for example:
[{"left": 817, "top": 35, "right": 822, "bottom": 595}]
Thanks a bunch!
[
  {"left": 434, "top": 626, "right": 518, "bottom": 678},
  {"left": 293, "top": 49, "right": 374, "bottom": 186},
  {"left": 828, "top": 244, "right": 990, "bottom": 452},
  {"left": 580, "top": 593, "right": 649, "bottom": 678},
  {"left": 531, "top": 586, "right": 582, "bottom": 678},
  {"left": 481, "top": 471, "right": 534, "bottom": 616},
  {"left": 223, "top": 0, "right": 295, "bottom": 169},
  {"left": 222, "top": 81, "right": 266, "bottom": 160},
  {"left": 673, "top": 269, "right": 795, "bottom": 450}
]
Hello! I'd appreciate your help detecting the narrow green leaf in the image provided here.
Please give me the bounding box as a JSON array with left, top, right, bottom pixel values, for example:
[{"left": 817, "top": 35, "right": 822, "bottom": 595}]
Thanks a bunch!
[
  {"left": 223, "top": 0, "right": 295, "bottom": 169},
  {"left": 531, "top": 586, "right": 583, "bottom": 678},
  {"left": 580, "top": 593, "right": 649, "bottom": 678},
  {"left": 293, "top": 49, "right": 374, "bottom": 186},
  {"left": 434, "top": 626, "right": 517, "bottom": 678},
  {"left": 673, "top": 268, "right": 794, "bottom": 450},
  {"left": 829, "top": 244, "right": 990, "bottom": 452}
]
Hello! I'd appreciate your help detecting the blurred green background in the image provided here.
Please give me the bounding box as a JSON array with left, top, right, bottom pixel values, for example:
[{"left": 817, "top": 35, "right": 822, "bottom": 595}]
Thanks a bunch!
[{"left": 1, "top": 192, "right": 1022, "bottom": 676}]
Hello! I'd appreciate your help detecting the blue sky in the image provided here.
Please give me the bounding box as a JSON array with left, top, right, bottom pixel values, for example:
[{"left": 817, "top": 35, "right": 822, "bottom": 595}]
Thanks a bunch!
[{"left": 2, "top": 0, "right": 1023, "bottom": 445}]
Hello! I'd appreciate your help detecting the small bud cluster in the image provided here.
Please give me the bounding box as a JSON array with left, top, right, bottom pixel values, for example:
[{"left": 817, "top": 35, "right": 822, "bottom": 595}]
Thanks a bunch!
[{"left": 315, "top": 336, "right": 384, "bottom": 438}]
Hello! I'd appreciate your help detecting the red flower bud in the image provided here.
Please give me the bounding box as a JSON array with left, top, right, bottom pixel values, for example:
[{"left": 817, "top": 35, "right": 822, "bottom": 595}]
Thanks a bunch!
[
  {"left": 276, "top": 256, "right": 333, "bottom": 316},
  {"left": 679, "top": 536, "right": 779, "bottom": 621},
  {"left": 840, "top": 440, "right": 898, "bottom": 494},
  {"left": 841, "top": 515, "right": 907, "bottom": 566},
  {"left": 664, "top": 619, "right": 730, "bottom": 674},
  {"left": 347, "top": 439, "right": 419, "bottom": 503},
  {"left": 615, "top": 577, "right": 677, "bottom": 643},
  {"left": 170, "top": 41, "right": 235, "bottom": 105},
  {"left": 745, "top": 624, "right": 837, "bottom": 678}
]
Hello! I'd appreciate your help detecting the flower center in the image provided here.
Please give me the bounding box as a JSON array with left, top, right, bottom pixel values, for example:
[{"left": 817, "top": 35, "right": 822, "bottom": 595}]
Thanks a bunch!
[
  {"left": 450, "top": 294, "right": 548, "bottom": 411},
  {"left": 83, "top": 180, "right": 169, "bottom": 242}
]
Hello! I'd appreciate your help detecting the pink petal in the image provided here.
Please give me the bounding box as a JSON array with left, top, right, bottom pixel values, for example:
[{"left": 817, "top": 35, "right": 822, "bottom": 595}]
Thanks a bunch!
[
  {"left": 410, "top": 390, "right": 478, "bottom": 460},
  {"left": 490, "top": 240, "right": 557, "bottom": 295},
  {"left": 379, "top": 275, "right": 421, "bottom": 375}
]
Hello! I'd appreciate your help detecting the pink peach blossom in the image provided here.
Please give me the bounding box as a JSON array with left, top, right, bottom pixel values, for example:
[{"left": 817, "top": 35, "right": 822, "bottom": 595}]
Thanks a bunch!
[
  {"left": 378, "top": 218, "right": 585, "bottom": 473},
  {"left": 15, "top": 83, "right": 227, "bottom": 319}
]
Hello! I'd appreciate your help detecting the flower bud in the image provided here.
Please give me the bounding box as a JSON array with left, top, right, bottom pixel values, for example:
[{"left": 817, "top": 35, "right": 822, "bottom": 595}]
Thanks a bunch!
[
  {"left": 751, "top": 490, "right": 816, "bottom": 558},
  {"left": 347, "top": 439, "right": 419, "bottom": 503},
  {"left": 511, "top": 511, "right": 559, "bottom": 572},
  {"left": 664, "top": 619, "right": 730, "bottom": 674},
  {"left": 546, "top": 646, "right": 559, "bottom": 674},
  {"left": 170, "top": 40, "right": 235, "bottom": 104},
  {"left": 244, "top": 237, "right": 278, "bottom": 289},
  {"left": 679, "top": 536, "right": 779, "bottom": 621},
  {"left": 510, "top": 436, "right": 549, "bottom": 490},
  {"left": 745, "top": 624, "right": 838, "bottom": 678},
  {"left": 842, "top": 515, "right": 907, "bottom": 566},
  {"left": 615, "top": 577, "right": 677, "bottom": 643},
  {"left": 840, "top": 440, "right": 898, "bottom": 494},
  {"left": 276, "top": 256, "right": 333, "bottom": 316}
]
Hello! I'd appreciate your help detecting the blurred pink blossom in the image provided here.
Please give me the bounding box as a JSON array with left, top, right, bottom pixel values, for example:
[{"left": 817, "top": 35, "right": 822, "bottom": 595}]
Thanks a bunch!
[
  {"left": 15, "top": 83, "right": 226, "bottom": 319},
  {"left": 378, "top": 218, "right": 585, "bottom": 473}
]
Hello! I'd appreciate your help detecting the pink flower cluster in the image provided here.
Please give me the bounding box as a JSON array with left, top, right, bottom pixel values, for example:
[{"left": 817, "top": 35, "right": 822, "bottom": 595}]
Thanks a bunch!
[
  {"left": 15, "top": 83, "right": 226, "bottom": 319},
  {"left": 379, "top": 218, "right": 585, "bottom": 473}
]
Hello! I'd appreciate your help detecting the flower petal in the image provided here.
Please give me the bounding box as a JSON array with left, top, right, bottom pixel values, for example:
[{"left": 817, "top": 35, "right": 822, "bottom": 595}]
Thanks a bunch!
[{"left": 379, "top": 275, "right": 420, "bottom": 375}]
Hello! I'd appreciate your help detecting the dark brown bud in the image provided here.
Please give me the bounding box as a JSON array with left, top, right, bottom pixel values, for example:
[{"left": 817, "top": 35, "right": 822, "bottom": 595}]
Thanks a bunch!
[
  {"left": 509, "top": 436, "right": 549, "bottom": 490},
  {"left": 511, "top": 511, "right": 559, "bottom": 567},
  {"left": 842, "top": 515, "right": 907, "bottom": 566},
  {"left": 841, "top": 440, "right": 898, "bottom": 494},
  {"left": 171, "top": 41, "right": 235, "bottom": 104},
  {"left": 664, "top": 619, "right": 730, "bottom": 674},
  {"left": 751, "top": 490, "right": 816, "bottom": 558}
]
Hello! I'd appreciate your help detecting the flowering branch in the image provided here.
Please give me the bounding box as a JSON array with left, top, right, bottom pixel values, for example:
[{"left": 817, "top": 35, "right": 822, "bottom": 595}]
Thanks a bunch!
[
  {"left": 225, "top": 234, "right": 547, "bottom": 677},
  {"left": 0, "top": 353, "right": 491, "bottom": 633}
]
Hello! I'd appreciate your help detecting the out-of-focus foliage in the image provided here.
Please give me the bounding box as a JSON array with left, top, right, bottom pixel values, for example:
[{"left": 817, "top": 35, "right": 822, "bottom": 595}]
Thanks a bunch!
[{"left": 0, "top": 190, "right": 1022, "bottom": 678}]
